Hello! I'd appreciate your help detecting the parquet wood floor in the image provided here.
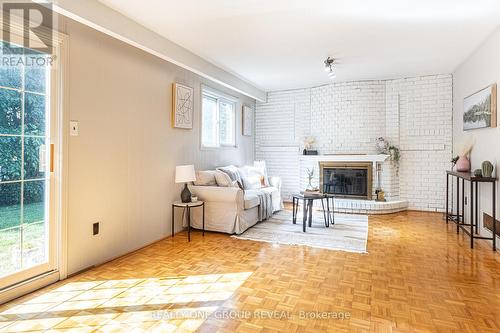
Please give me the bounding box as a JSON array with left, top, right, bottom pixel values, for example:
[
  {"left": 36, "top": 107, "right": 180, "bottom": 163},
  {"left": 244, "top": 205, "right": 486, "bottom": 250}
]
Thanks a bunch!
[{"left": 0, "top": 210, "right": 499, "bottom": 332}]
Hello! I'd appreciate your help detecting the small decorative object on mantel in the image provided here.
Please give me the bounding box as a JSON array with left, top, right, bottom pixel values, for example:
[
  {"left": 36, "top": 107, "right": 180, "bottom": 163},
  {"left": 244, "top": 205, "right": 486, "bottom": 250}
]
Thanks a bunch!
[
  {"left": 474, "top": 169, "right": 483, "bottom": 177},
  {"left": 375, "top": 137, "right": 389, "bottom": 154},
  {"left": 375, "top": 189, "right": 386, "bottom": 202},
  {"left": 172, "top": 82, "right": 194, "bottom": 129},
  {"left": 463, "top": 83, "right": 497, "bottom": 131},
  {"left": 455, "top": 137, "right": 474, "bottom": 172},
  {"left": 302, "top": 136, "right": 317, "bottom": 155},
  {"left": 451, "top": 156, "right": 459, "bottom": 169},
  {"left": 482, "top": 161, "right": 494, "bottom": 177}
]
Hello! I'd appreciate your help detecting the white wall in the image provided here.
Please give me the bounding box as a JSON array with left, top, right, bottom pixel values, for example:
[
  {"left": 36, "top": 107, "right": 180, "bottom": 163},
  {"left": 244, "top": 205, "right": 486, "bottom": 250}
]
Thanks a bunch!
[
  {"left": 256, "top": 75, "right": 452, "bottom": 211},
  {"left": 64, "top": 20, "right": 255, "bottom": 274},
  {"left": 453, "top": 26, "right": 500, "bottom": 243}
]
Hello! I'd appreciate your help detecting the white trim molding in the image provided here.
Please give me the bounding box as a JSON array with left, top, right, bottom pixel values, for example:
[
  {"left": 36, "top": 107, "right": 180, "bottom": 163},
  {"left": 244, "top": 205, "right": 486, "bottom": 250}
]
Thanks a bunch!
[{"left": 50, "top": 0, "right": 266, "bottom": 102}]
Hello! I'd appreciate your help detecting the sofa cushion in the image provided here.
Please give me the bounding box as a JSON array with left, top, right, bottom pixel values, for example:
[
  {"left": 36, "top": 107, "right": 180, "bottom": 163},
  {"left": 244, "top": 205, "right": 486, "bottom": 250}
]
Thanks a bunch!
[
  {"left": 244, "top": 192, "right": 260, "bottom": 209},
  {"left": 214, "top": 170, "right": 233, "bottom": 187},
  {"left": 193, "top": 170, "right": 217, "bottom": 186}
]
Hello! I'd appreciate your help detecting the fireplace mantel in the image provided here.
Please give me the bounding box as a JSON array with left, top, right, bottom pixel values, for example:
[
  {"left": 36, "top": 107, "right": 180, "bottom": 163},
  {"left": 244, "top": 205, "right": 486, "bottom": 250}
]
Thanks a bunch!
[{"left": 299, "top": 154, "right": 390, "bottom": 163}]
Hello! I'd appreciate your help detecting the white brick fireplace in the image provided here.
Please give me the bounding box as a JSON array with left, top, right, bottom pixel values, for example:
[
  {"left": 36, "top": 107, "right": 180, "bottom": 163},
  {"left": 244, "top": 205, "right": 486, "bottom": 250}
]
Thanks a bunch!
[
  {"left": 299, "top": 154, "right": 408, "bottom": 214},
  {"left": 255, "top": 74, "right": 453, "bottom": 212}
]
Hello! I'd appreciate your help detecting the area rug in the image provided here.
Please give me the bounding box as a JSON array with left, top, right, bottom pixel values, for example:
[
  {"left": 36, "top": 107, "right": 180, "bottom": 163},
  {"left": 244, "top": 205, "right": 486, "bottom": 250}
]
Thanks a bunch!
[{"left": 232, "top": 210, "right": 368, "bottom": 253}]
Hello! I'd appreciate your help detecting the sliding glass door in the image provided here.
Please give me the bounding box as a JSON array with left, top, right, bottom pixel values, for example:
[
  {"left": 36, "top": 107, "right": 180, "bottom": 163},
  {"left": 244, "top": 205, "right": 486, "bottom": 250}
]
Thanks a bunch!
[{"left": 0, "top": 41, "right": 55, "bottom": 289}]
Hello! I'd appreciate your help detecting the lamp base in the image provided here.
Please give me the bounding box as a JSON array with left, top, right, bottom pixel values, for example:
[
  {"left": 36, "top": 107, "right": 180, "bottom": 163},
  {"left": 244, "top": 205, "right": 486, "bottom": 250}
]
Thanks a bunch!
[{"left": 181, "top": 184, "right": 191, "bottom": 203}]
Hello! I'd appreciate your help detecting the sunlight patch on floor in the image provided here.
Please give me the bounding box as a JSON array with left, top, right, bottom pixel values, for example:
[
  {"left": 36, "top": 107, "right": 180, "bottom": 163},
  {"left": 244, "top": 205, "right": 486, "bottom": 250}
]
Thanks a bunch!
[{"left": 0, "top": 272, "right": 252, "bottom": 332}]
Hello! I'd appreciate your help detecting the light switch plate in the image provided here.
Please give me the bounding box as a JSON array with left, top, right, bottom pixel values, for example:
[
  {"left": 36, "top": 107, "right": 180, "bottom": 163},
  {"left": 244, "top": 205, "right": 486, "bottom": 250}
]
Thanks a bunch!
[{"left": 70, "top": 121, "right": 79, "bottom": 136}]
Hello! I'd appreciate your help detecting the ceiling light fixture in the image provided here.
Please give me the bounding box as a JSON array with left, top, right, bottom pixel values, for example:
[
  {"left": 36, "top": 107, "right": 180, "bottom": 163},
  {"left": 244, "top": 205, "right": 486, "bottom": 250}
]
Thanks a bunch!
[{"left": 324, "top": 56, "right": 336, "bottom": 79}]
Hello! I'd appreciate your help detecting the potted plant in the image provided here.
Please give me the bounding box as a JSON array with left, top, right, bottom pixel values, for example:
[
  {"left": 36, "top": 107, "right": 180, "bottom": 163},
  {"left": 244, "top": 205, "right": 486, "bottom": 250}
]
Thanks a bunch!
[{"left": 388, "top": 145, "right": 400, "bottom": 162}]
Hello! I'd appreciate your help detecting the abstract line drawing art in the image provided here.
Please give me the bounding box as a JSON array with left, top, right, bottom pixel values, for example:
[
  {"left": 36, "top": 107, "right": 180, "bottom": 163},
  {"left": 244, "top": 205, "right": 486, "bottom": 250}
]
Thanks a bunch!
[{"left": 172, "top": 83, "right": 194, "bottom": 129}]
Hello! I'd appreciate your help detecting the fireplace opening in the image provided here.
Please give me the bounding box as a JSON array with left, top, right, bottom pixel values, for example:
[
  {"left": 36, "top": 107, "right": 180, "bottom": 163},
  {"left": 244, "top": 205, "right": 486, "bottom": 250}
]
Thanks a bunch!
[{"left": 320, "top": 162, "right": 372, "bottom": 200}]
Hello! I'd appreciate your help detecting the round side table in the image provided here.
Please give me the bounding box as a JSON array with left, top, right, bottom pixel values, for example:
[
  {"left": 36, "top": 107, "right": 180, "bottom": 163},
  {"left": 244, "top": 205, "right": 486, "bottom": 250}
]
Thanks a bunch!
[{"left": 172, "top": 201, "right": 205, "bottom": 241}]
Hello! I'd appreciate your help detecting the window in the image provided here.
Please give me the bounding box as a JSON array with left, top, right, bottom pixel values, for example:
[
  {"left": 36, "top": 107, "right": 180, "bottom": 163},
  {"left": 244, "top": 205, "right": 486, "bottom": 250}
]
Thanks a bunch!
[{"left": 201, "top": 88, "right": 236, "bottom": 148}]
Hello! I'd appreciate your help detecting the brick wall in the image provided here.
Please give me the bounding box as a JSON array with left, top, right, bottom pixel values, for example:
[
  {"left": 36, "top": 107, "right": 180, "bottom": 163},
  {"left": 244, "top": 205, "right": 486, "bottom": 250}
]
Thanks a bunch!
[{"left": 255, "top": 74, "right": 453, "bottom": 212}]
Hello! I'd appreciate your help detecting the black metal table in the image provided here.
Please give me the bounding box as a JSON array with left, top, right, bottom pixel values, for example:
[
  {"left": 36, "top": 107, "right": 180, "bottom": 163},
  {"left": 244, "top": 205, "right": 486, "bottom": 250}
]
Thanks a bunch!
[
  {"left": 445, "top": 171, "right": 496, "bottom": 250},
  {"left": 292, "top": 193, "right": 335, "bottom": 232},
  {"left": 172, "top": 201, "right": 205, "bottom": 242}
]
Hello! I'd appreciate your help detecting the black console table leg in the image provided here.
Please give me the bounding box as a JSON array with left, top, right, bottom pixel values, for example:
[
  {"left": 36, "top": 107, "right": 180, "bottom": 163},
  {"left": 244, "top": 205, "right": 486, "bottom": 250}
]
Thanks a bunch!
[
  {"left": 475, "top": 182, "right": 478, "bottom": 235},
  {"left": 446, "top": 174, "right": 449, "bottom": 223},
  {"left": 470, "top": 180, "right": 474, "bottom": 248},
  {"left": 456, "top": 176, "right": 460, "bottom": 234},
  {"left": 461, "top": 178, "right": 465, "bottom": 225},
  {"left": 493, "top": 183, "right": 496, "bottom": 251}
]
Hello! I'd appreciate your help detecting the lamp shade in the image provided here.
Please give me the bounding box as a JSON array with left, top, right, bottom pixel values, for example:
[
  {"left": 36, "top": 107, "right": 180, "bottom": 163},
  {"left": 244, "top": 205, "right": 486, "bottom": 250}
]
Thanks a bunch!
[{"left": 175, "top": 165, "right": 196, "bottom": 183}]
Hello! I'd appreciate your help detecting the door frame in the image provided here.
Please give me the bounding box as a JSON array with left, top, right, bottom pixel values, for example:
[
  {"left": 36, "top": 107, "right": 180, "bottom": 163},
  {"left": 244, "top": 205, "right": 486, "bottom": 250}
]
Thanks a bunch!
[{"left": 0, "top": 16, "right": 69, "bottom": 303}]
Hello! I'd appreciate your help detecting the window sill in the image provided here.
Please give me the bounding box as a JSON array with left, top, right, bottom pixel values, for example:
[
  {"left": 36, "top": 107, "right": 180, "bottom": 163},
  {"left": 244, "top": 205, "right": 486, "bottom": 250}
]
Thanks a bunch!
[{"left": 200, "top": 145, "right": 238, "bottom": 151}]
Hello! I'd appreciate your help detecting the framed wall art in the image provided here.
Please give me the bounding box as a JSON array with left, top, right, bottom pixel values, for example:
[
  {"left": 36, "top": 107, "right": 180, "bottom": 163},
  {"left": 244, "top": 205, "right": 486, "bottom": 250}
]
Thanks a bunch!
[
  {"left": 172, "top": 83, "right": 194, "bottom": 129},
  {"left": 463, "top": 83, "right": 497, "bottom": 130}
]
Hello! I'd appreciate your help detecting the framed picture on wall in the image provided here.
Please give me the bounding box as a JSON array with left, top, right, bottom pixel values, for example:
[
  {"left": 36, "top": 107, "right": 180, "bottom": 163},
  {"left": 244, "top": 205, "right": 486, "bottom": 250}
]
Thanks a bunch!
[
  {"left": 463, "top": 83, "right": 497, "bottom": 131},
  {"left": 242, "top": 105, "right": 253, "bottom": 136},
  {"left": 172, "top": 83, "right": 194, "bottom": 129}
]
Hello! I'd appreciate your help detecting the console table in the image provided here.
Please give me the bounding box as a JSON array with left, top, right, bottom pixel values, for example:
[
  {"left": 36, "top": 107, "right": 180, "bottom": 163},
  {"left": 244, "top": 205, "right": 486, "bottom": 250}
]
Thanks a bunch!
[{"left": 445, "top": 171, "right": 496, "bottom": 250}]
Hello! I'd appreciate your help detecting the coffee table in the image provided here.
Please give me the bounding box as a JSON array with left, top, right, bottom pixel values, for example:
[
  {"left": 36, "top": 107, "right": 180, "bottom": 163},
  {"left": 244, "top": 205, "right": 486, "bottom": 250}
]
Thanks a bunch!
[{"left": 292, "top": 193, "right": 335, "bottom": 232}]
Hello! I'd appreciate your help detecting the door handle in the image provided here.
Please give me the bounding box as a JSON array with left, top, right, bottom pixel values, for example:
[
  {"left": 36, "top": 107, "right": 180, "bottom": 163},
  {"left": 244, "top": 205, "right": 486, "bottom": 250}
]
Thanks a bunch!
[{"left": 50, "top": 144, "right": 54, "bottom": 173}]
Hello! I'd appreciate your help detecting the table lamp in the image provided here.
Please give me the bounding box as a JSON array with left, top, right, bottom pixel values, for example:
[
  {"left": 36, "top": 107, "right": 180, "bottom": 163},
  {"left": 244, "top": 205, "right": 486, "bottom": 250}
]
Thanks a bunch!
[{"left": 175, "top": 165, "right": 196, "bottom": 203}]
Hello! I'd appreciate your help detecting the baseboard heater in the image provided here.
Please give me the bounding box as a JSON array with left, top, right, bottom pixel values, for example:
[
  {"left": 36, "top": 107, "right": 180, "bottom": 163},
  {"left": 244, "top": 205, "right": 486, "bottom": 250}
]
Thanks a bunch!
[{"left": 483, "top": 213, "right": 500, "bottom": 238}]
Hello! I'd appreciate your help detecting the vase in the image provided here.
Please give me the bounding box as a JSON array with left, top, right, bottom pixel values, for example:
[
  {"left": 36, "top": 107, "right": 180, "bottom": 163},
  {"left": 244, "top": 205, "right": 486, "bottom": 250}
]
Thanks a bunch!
[{"left": 456, "top": 156, "right": 470, "bottom": 172}]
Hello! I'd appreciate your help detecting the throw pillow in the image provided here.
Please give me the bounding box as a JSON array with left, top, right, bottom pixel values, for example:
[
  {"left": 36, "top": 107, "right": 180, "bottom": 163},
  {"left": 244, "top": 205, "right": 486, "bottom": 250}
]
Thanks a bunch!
[
  {"left": 193, "top": 170, "right": 217, "bottom": 186},
  {"left": 238, "top": 166, "right": 263, "bottom": 190},
  {"left": 254, "top": 160, "right": 270, "bottom": 187},
  {"left": 216, "top": 165, "right": 242, "bottom": 184},
  {"left": 214, "top": 170, "right": 233, "bottom": 187}
]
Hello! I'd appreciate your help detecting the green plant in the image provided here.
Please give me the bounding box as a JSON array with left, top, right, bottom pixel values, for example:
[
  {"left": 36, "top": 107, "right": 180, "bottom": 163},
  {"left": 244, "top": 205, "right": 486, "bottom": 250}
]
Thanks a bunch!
[
  {"left": 388, "top": 145, "right": 400, "bottom": 162},
  {"left": 451, "top": 156, "right": 459, "bottom": 166}
]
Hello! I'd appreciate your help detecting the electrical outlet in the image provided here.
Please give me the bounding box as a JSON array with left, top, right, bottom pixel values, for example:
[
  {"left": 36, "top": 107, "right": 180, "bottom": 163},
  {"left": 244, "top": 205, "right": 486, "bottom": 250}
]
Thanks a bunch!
[{"left": 93, "top": 222, "right": 99, "bottom": 236}]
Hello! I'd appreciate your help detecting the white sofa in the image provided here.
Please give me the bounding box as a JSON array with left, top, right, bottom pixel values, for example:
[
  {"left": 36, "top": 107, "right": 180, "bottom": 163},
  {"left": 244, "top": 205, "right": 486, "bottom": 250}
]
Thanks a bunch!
[{"left": 188, "top": 164, "right": 282, "bottom": 234}]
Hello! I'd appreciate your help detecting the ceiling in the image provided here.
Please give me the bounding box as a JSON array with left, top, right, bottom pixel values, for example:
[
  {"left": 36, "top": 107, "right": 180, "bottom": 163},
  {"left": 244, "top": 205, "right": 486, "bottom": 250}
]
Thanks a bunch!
[{"left": 98, "top": 0, "right": 500, "bottom": 92}]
